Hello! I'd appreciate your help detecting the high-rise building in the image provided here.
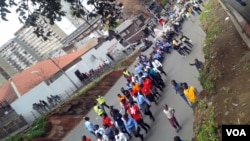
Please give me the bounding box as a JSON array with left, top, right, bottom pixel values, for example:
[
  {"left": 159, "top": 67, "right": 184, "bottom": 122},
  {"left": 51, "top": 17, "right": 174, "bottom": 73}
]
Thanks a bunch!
[
  {"left": 14, "top": 18, "right": 67, "bottom": 59},
  {"left": 0, "top": 39, "right": 38, "bottom": 72}
]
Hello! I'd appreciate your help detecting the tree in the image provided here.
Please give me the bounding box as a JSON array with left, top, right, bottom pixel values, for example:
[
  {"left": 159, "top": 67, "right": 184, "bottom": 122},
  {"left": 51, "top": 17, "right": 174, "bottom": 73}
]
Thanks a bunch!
[{"left": 0, "top": 0, "right": 122, "bottom": 40}]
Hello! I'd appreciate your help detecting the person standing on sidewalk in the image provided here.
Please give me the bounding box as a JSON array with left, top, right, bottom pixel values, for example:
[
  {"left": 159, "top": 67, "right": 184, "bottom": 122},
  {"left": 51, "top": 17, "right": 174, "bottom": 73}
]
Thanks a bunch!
[
  {"left": 163, "top": 104, "right": 182, "bottom": 133},
  {"left": 84, "top": 116, "right": 96, "bottom": 136},
  {"left": 171, "top": 80, "right": 192, "bottom": 107}
]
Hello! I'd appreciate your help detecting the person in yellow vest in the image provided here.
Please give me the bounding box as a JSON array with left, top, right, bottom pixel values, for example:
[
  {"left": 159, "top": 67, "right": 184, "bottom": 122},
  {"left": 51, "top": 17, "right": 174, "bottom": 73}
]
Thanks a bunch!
[
  {"left": 181, "top": 82, "right": 199, "bottom": 109},
  {"left": 96, "top": 96, "right": 110, "bottom": 112},
  {"left": 93, "top": 104, "right": 105, "bottom": 116},
  {"left": 123, "top": 68, "right": 132, "bottom": 82}
]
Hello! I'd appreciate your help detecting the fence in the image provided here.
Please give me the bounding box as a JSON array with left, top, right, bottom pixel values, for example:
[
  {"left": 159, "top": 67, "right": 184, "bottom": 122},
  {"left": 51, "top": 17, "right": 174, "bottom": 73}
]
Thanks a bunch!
[{"left": 0, "top": 115, "right": 28, "bottom": 139}]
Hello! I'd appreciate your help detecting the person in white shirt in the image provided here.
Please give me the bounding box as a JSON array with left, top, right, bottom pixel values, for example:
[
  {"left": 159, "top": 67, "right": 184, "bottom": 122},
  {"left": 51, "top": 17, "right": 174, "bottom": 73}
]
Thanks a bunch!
[
  {"left": 114, "top": 128, "right": 128, "bottom": 141},
  {"left": 96, "top": 132, "right": 109, "bottom": 141},
  {"left": 152, "top": 59, "right": 167, "bottom": 76},
  {"left": 94, "top": 124, "right": 105, "bottom": 136},
  {"left": 163, "top": 104, "right": 182, "bottom": 132}
]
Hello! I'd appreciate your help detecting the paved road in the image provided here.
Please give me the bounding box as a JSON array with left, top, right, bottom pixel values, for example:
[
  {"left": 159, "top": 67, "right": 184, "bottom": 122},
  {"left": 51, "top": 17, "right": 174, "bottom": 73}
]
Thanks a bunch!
[{"left": 63, "top": 14, "right": 206, "bottom": 141}]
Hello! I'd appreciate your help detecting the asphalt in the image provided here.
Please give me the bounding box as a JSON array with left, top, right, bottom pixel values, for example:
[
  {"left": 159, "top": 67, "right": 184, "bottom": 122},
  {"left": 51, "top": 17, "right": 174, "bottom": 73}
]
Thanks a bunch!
[{"left": 63, "top": 12, "right": 206, "bottom": 141}]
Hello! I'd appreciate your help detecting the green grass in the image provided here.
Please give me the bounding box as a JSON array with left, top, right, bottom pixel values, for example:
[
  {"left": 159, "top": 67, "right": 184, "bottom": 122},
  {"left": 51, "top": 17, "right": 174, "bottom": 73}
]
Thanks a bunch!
[
  {"left": 198, "top": 70, "right": 216, "bottom": 94},
  {"left": 243, "top": 63, "right": 250, "bottom": 71},
  {"left": 205, "top": 24, "right": 222, "bottom": 47},
  {"left": 199, "top": 2, "right": 214, "bottom": 28},
  {"left": 6, "top": 115, "right": 50, "bottom": 141},
  {"left": 196, "top": 107, "right": 219, "bottom": 141}
]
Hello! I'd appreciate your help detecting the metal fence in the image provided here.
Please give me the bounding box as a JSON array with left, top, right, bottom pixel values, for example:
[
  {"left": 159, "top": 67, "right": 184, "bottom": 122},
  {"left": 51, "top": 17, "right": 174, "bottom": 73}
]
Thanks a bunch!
[{"left": 0, "top": 115, "right": 28, "bottom": 139}]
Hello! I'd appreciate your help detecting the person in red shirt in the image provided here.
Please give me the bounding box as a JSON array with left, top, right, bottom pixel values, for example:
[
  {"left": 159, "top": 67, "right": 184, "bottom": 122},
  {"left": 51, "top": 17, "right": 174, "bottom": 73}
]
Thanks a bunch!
[
  {"left": 120, "top": 98, "right": 129, "bottom": 113},
  {"left": 82, "top": 135, "right": 92, "bottom": 141},
  {"left": 127, "top": 102, "right": 151, "bottom": 134},
  {"left": 142, "top": 77, "right": 161, "bottom": 100},
  {"left": 140, "top": 85, "right": 158, "bottom": 105},
  {"left": 102, "top": 113, "right": 114, "bottom": 128}
]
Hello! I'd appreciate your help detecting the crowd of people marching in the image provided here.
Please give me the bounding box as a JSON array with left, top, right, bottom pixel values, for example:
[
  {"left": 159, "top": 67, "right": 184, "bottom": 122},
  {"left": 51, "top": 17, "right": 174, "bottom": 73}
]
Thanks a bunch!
[{"left": 82, "top": 0, "right": 205, "bottom": 141}]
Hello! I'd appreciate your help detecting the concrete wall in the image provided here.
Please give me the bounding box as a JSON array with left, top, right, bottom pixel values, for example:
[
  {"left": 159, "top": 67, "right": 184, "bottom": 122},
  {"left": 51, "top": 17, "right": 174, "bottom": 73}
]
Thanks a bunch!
[{"left": 10, "top": 82, "right": 53, "bottom": 123}]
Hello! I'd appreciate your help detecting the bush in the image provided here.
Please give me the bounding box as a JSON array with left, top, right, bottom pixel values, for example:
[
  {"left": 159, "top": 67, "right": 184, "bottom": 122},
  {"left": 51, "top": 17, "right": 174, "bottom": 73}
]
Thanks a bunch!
[{"left": 5, "top": 115, "right": 50, "bottom": 141}]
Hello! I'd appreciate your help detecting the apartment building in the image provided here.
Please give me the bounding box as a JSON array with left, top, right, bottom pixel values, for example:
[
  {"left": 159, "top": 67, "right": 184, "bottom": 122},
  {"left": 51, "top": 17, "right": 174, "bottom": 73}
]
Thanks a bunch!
[
  {"left": 14, "top": 18, "right": 67, "bottom": 59},
  {"left": 0, "top": 39, "right": 38, "bottom": 72}
]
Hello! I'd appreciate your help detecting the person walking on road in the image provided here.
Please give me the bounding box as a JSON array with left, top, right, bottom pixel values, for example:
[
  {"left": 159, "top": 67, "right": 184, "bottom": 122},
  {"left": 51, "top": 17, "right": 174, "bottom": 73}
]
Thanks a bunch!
[
  {"left": 96, "top": 96, "right": 110, "bottom": 112},
  {"left": 171, "top": 80, "right": 192, "bottom": 107},
  {"left": 96, "top": 132, "right": 109, "bottom": 141},
  {"left": 189, "top": 58, "right": 203, "bottom": 71},
  {"left": 114, "top": 128, "right": 128, "bottom": 141},
  {"left": 163, "top": 104, "right": 182, "bottom": 133},
  {"left": 152, "top": 59, "right": 167, "bottom": 76},
  {"left": 174, "top": 135, "right": 185, "bottom": 141},
  {"left": 134, "top": 93, "right": 155, "bottom": 121},
  {"left": 84, "top": 116, "right": 96, "bottom": 136},
  {"left": 93, "top": 104, "right": 105, "bottom": 116},
  {"left": 127, "top": 102, "right": 151, "bottom": 134},
  {"left": 82, "top": 135, "right": 92, "bottom": 141},
  {"left": 123, "top": 113, "right": 144, "bottom": 141},
  {"left": 94, "top": 124, "right": 105, "bottom": 136},
  {"left": 182, "top": 82, "right": 199, "bottom": 108}
]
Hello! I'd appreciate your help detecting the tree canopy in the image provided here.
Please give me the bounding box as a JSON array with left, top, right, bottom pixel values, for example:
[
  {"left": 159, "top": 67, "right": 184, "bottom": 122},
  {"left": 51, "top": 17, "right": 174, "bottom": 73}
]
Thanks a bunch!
[{"left": 0, "top": 0, "right": 122, "bottom": 40}]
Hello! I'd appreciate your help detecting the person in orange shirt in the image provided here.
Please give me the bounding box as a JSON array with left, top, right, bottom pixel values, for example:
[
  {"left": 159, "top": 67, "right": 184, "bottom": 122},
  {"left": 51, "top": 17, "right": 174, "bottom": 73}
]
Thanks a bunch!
[
  {"left": 132, "top": 82, "right": 141, "bottom": 92},
  {"left": 181, "top": 82, "right": 199, "bottom": 108},
  {"left": 117, "top": 93, "right": 126, "bottom": 103}
]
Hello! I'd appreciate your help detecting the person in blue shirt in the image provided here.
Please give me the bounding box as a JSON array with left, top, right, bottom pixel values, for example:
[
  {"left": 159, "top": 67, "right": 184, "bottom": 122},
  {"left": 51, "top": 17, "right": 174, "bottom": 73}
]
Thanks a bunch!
[
  {"left": 134, "top": 93, "right": 155, "bottom": 121},
  {"left": 84, "top": 117, "right": 95, "bottom": 136},
  {"left": 171, "top": 80, "right": 191, "bottom": 107},
  {"left": 123, "top": 113, "right": 144, "bottom": 141},
  {"left": 111, "top": 108, "right": 132, "bottom": 139}
]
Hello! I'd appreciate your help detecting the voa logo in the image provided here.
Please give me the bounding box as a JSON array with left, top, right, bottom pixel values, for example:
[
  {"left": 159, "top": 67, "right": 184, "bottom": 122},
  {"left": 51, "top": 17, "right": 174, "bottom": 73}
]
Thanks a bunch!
[{"left": 226, "top": 129, "right": 247, "bottom": 136}]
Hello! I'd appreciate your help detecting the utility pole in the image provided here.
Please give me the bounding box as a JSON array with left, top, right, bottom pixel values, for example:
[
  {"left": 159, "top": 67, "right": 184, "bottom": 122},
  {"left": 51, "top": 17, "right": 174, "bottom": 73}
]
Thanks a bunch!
[{"left": 49, "top": 58, "right": 79, "bottom": 90}]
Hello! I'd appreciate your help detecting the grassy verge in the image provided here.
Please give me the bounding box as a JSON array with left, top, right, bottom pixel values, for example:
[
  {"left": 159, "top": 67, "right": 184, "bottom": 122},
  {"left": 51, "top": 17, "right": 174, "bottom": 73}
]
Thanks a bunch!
[
  {"left": 195, "top": 105, "right": 219, "bottom": 141},
  {"left": 6, "top": 115, "right": 50, "bottom": 141},
  {"left": 194, "top": 0, "right": 224, "bottom": 140}
]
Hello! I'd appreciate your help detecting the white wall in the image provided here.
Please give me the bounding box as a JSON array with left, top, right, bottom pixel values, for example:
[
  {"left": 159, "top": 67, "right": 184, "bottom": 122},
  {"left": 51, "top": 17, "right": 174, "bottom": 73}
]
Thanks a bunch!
[{"left": 10, "top": 82, "right": 53, "bottom": 123}]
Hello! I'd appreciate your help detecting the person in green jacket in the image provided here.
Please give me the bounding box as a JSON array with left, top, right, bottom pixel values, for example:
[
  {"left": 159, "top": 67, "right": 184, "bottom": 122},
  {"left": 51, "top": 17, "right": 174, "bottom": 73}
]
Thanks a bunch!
[
  {"left": 96, "top": 96, "right": 110, "bottom": 112},
  {"left": 93, "top": 104, "right": 105, "bottom": 116}
]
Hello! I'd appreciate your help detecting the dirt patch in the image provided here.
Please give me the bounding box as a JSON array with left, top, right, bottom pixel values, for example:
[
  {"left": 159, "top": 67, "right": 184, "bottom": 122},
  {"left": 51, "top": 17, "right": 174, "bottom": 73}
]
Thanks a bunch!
[
  {"left": 36, "top": 70, "right": 122, "bottom": 140},
  {"left": 194, "top": 0, "right": 250, "bottom": 140}
]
